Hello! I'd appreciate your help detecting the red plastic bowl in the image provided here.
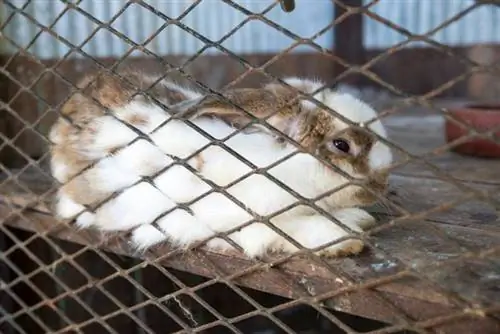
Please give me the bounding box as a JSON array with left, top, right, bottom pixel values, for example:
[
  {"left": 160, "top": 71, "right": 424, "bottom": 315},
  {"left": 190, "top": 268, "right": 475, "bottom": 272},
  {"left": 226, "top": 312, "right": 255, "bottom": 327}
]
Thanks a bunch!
[{"left": 445, "top": 104, "right": 500, "bottom": 158}]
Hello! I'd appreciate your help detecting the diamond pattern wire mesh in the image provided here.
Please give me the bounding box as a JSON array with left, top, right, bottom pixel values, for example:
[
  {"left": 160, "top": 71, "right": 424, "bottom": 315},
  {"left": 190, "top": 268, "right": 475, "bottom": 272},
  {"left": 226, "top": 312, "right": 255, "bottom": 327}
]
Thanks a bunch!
[{"left": 1, "top": 0, "right": 500, "bottom": 333}]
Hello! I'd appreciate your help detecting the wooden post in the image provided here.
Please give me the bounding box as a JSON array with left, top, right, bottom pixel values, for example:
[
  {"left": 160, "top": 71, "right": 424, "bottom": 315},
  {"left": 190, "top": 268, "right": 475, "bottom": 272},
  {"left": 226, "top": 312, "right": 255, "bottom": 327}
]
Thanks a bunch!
[
  {"left": 334, "top": 0, "right": 365, "bottom": 86},
  {"left": 467, "top": 45, "right": 500, "bottom": 101}
]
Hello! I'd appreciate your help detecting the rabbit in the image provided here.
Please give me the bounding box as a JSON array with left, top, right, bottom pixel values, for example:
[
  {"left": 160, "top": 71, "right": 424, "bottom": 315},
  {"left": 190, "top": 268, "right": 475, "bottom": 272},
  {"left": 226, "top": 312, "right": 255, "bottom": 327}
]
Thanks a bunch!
[{"left": 48, "top": 69, "right": 393, "bottom": 258}]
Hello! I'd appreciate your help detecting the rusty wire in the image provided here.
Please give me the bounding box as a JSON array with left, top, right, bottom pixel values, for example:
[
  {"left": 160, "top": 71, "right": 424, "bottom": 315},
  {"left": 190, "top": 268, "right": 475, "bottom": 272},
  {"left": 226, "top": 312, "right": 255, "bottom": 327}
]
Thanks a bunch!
[
  {"left": 1, "top": 0, "right": 500, "bottom": 333},
  {"left": 0, "top": 0, "right": 494, "bottom": 308}
]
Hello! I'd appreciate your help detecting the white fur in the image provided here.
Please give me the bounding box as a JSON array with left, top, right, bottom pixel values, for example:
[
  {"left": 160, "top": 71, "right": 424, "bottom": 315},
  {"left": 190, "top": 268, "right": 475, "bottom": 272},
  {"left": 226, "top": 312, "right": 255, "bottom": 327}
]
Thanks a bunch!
[
  {"left": 132, "top": 209, "right": 214, "bottom": 251},
  {"left": 83, "top": 116, "right": 138, "bottom": 159},
  {"left": 154, "top": 165, "right": 211, "bottom": 203},
  {"left": 51, "top": 158, "right": 70, "bottom": 183},
  {"left": 54, "top": 192, "right": 96, "bottom": 228},
  {"left": 94, "top": 182, "right": 176, "bottom": 231},
  {"left": 75, "top": 212, "right": 96, "bottom": 228},
  {"left": 283, "top": 77, "right": 324, "bottom": 94},
  {"left": 55, "top": 193, "right": 87, "bottom": 219},
  {"left": 52, "top": 80, "right": 392, "bottom": 258},
  {"left": 150, "top": 119, "right": 211, "bottom": 159},
  {"left": 115, "top": 100, "right": 170, "bottom": 133}
]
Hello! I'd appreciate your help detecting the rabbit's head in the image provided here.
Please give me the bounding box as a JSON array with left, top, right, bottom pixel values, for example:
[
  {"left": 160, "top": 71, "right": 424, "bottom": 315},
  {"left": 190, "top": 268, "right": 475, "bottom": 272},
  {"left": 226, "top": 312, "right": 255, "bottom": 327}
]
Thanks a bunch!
[{"left": 174, "top": 77, "right": 393, "bottom": 209}]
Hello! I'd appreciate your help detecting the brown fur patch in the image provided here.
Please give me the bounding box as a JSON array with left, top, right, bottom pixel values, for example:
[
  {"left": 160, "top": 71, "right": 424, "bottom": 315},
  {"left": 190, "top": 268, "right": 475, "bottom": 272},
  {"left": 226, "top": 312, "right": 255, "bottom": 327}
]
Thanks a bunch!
[
  {"left": 62, "top": 69, "right": 199, "bottom": 120},
  {"left": 61, "top": 170, "right": 107, "bottom": 207},
  {"left": 51, "top": 144, "right": 93, "bottom": 182},
  {"left": 162, "top": 88, "right": 190, "bottom": 104},
  {"left": 193, "top": 154, "right": 205, "bottom": 171},
  {"left": 126, "top": 113, "right": 149, "bottom": 127}
]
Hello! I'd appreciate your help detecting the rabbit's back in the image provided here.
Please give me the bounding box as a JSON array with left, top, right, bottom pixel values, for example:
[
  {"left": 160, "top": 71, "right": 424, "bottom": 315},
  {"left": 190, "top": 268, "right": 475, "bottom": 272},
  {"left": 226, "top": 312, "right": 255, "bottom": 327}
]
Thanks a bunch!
[{"left": 51, "top": 94, "right": 308, "bottom": 241}]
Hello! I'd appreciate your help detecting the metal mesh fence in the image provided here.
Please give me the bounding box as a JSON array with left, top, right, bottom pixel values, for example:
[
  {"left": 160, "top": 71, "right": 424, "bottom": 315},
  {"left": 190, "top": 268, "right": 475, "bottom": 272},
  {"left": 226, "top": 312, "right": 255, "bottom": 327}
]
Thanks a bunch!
[{"left": 1, "top": 0, "right": 499, "bottom": 333}]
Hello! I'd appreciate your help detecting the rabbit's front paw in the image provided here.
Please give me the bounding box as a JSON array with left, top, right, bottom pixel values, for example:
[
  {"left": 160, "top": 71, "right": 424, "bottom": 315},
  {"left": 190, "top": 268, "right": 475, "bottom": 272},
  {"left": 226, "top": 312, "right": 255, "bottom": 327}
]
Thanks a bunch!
[
  {"left": 306, "top": 218, "right": 364, "bottom": 257},
  {"left": 333, "top": 207, "right": 377, "bottom": 230},
  {"left": 315, "top": 238, "right": 364, "bottom": 257},
  {"left": 275, "top": 214, "right": 365, "bottom": 257},
  {"left": 314, "top": 209, "right": 377, "bottom": 257},
  {"left": 233, "top": 223, "right": 281, "bottom": 258},
  {"left": 204, "top": 223, "right": 282, "bottom": 258}
]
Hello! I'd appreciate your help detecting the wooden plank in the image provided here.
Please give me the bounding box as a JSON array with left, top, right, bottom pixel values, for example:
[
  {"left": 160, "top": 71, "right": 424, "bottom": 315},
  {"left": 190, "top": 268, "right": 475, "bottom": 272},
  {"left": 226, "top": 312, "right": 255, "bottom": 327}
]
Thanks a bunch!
[{"left": 381, "top": 174, "right": 500, "bottom": 230}]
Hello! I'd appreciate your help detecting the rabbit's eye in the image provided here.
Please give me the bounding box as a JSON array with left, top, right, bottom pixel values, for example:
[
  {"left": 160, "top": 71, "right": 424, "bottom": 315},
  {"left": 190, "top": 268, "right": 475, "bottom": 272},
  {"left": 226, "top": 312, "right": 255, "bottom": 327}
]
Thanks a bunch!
[{"left": 331, "top": 139, "right": 350, "bottom": 153}]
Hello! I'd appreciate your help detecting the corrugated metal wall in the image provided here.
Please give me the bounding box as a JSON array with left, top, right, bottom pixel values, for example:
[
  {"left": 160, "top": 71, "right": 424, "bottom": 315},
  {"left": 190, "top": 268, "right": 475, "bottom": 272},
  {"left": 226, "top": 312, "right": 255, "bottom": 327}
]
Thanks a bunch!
[
  {"left": 1, "top": 0, "right": 333, "bottom": 58},
  {"left": 1, "top": 0, "right": 499, "bottom": 59},
  {"left": 364, "top": 0, "right": 500, "bottom": 49}
]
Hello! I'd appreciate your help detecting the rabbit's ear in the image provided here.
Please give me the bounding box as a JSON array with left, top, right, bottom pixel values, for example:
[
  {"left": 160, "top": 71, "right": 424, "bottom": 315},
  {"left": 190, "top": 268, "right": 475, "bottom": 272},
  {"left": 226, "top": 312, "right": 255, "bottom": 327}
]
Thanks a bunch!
[
  {"left": 170, "top": 87, "right": 300, "bottom": 136},
  {"left": 172, "top": 89, "right": 277, "bottom": 121}
]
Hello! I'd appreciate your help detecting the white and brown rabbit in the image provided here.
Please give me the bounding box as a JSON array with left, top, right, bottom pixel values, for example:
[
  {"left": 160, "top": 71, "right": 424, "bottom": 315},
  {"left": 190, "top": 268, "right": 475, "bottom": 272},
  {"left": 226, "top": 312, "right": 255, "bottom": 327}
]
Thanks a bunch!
[{"left": 49, "top": 69, "right": 392, "bottom": 258}]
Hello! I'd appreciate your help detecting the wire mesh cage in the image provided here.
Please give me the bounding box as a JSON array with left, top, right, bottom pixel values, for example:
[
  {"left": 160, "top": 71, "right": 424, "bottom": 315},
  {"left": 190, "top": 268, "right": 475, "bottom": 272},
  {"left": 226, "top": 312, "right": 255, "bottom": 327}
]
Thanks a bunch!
[{"left": 1, "top": 0, "right": 500, "bottom": 333}]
